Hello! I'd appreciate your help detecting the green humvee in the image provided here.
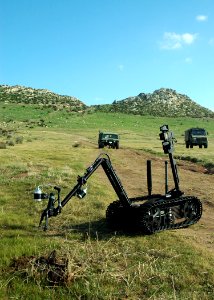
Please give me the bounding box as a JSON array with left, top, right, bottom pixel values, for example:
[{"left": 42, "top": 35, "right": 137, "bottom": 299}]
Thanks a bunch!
[
  {"left": 98, "top": 131, "right": 119, "bottom": 149},
  {"left": 185, "top": 128, "right": 208, "bottom": 148}
]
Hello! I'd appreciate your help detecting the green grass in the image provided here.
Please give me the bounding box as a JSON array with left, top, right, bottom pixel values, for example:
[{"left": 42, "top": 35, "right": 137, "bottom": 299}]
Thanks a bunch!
[
  {"left": 0, "top": 106, "right": 214, "bottom": 299},
  {"left": 2, "top": 102, "right": 213, "bottom": 164}
]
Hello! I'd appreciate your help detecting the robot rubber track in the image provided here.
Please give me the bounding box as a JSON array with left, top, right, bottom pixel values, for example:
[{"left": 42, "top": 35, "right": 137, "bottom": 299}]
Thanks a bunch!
[{"left": 106, "top": 196, "right": 202, "bottom": 234}]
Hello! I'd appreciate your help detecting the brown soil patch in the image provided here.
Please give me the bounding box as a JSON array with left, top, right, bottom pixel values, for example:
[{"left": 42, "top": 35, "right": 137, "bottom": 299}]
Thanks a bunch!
[
  {"left": 12, "top": 172, "right": 28, "bottom": 179},
  {"left": 9, "top": 250, "right": 73, "bottom": 286}
]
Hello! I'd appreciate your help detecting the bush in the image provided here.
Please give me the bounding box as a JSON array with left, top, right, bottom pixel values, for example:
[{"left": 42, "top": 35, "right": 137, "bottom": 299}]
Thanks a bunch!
[
  {"left": 6, "top": 140, "right": 15, "bottom": 146},
  {"left": 0, "top": 142, "right": 6, "bottom": 149},
  {"left": 15, "top": 136, "right": 24, "bottom": 144}
]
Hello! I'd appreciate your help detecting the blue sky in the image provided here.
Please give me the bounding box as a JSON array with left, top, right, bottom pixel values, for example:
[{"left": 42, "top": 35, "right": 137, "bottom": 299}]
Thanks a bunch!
[{"left": 1, "top": 0, "right": 214, "bottom": 111}]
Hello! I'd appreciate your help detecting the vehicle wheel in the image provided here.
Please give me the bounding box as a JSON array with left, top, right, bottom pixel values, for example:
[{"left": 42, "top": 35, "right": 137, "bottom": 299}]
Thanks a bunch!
[
  {"left": 204, "top": 144, "right": 208, "bottom": 148},
  {"left": 199, "top": 145, "right": 202, "bottom": 148},
  {"left": 98, "top": 143, "right": 104, "bottom": 148},
  {"left": 141, "top": 206, "right": 162, "bottom": 234},
  {"left": 116, "top": 142, "right": 119, "bottom": 149},
  {"left": 190, "top": 144, "right": 193, "bottom": 148},
  {"left": 183, "top": 201, "right": 198, "bottom": 219},
  {"left": 186, "top": 143, "right": 189, "bottom": 148}
]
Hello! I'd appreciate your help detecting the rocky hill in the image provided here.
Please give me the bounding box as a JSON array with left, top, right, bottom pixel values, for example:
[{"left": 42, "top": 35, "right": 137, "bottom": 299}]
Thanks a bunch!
[
  {"left": 93, "top": 88, "right": 214, "bottom": 118},
  {"left": 1, "top": 85, "right": 213, "bottom": 118},
  {"left": 0, "top": 85, "right": 87, "bottom": 113}
]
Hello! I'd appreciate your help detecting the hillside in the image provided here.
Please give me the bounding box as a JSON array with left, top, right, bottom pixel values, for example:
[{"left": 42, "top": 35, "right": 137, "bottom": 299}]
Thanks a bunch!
[
  {"left": 1, "top": 84, "right": 214, "bottom": 118},
  {"left": 0, "top": 85, "right": 87, "bottom": 113},
  {"left": 93, "top": 88, "right": 214, "bottom": 118}
]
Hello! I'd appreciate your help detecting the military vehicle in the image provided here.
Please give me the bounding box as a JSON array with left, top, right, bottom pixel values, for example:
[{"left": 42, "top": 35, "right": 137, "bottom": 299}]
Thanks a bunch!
[
  {"left": 36, "top": 125, "right": 202, "bottom": 234},
  {"left": 185, "top": 128, "right": 208, "bottom": 148},
  {"left": 98, "top": 131, "right": 119, "bottom": 149}
]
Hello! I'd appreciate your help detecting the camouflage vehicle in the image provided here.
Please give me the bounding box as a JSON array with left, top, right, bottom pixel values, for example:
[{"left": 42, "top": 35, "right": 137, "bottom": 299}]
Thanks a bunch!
[
  {"left": 98, "top": 131, "right": 119, "bottom": 149},
  {"left": 185, "top": 128, "right": 208, "bottom": 148}
]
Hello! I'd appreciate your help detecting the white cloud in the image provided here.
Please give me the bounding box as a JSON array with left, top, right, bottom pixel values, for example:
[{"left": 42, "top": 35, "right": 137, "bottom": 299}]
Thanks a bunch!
[
  {"left": 185, "top": 57, "right": 192, "bottom": 63},
  {"left": 160, "top": 32, "right": 198, "bottom": 50},
  {"left": 196, "top": 15, "right": 208, "bottom": 22},
  {"left": 182, "top": 33, "right": 197, "bottom": 44},
  {"left": 118, "top": 64, "right": 124, "bottom": 71},
  {"left": 208, "top": 38, "right": 214, "bottom": 45}
]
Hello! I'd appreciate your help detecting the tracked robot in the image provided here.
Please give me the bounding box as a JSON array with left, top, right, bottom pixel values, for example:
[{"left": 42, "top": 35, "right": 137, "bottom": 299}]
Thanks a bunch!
[{"left": 36, "top": 125, "right": 202, "bottom": 234}]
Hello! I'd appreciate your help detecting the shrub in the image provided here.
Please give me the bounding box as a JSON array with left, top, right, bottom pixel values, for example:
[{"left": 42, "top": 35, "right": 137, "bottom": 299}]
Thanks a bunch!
[
  {"left": 15, "top": 136, "right": 24, "bottom": 144},
  {"left": 6, "top": 140, "right": 15, "bottom": 146},
  {"left": 0, "top": 142, "right": 6, "bottom": 149}
]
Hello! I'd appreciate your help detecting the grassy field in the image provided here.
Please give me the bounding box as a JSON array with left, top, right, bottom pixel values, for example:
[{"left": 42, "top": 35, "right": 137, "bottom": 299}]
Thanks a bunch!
[{"left": 0, "top": 105, "right": 214, "bottom": 299}]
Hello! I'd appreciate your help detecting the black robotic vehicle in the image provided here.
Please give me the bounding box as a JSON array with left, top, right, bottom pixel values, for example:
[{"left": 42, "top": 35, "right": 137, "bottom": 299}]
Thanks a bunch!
[{"left": 36, "top": 125, "right": 202, "bottom": 234}]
